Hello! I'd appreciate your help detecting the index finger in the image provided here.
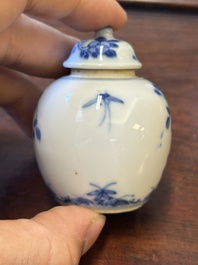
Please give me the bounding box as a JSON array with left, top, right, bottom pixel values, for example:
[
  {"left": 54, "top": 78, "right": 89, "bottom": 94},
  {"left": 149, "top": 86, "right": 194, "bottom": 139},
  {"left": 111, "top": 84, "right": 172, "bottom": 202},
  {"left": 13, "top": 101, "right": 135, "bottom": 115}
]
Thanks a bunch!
[{"left": 0, "top": 0, "right": 127, "bottom": 32}]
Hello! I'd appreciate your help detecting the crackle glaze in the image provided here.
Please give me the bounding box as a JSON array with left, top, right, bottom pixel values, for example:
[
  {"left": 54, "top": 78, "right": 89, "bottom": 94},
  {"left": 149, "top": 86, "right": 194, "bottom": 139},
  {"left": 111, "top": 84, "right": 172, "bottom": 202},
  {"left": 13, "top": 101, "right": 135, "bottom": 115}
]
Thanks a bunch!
[{"left": 34, "top": 28, "right": 171, "bottom": 213}]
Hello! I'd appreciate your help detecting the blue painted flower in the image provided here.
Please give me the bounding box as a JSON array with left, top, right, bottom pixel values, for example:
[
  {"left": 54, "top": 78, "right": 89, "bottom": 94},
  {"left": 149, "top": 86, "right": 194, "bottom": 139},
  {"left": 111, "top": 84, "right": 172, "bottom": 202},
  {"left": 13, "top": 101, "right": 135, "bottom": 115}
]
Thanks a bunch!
[
  {"left": 33, "top": 117, "right": 41, "bottom": 141},
  {"left": 82, "top": 92, "right": 124, "bottom": 130},
  {"left": 78, "top": 37, "right": 120, "bottom": 59}
]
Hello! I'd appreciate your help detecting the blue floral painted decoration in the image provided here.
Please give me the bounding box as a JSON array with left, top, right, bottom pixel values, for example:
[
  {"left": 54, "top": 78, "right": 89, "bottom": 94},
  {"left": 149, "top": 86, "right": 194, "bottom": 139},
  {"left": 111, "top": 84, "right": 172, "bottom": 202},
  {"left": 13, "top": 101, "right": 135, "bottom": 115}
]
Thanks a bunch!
[
  {"left": 82, "top": 92, "right": 124, "bottom": 130},
  {"left": 77, "top": 37, "right": 120, "bottom": 59},
  {"left": 63, "top": 27, "right": 142, "bottom": 69},
  {"left": 153, "top": 86, "right": 164, "bottom": 96},
  {"left": 49, "top": 182, "right": 154, "bottom": 208},
  {"left": 153, "top": 84, "right": 171, "bottom": 130},
  {"left": 132, "top": 54, "right": 138, "bottom": 61},
  {"left": 166, "top": 106, "right": 171, "bottom": 129},
  {"left": 33, "top": 116, "right": 41, "bottom": 141}
]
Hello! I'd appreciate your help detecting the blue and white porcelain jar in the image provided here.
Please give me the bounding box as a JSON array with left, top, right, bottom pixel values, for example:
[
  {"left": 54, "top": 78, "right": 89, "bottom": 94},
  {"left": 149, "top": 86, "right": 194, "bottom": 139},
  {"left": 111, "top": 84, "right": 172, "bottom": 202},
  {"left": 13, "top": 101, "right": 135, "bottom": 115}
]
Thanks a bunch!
[{"left": 33, "top": 27, "right": 171, "bottom": 213}]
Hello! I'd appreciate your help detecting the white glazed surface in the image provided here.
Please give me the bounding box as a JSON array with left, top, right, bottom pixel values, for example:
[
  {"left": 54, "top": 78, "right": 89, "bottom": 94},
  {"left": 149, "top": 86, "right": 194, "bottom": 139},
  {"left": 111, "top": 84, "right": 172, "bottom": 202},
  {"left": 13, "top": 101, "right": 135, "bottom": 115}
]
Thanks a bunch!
[{"left": 34, "top": 74, "right": 171, "bottom": 213}]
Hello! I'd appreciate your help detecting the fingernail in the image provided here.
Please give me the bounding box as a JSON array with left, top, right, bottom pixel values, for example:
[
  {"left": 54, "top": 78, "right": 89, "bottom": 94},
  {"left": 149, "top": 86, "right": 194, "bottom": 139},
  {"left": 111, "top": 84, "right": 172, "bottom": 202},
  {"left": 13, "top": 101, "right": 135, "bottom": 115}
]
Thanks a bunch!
[{"left": 82, "top": 213, "right": 106, "bottom": 254}]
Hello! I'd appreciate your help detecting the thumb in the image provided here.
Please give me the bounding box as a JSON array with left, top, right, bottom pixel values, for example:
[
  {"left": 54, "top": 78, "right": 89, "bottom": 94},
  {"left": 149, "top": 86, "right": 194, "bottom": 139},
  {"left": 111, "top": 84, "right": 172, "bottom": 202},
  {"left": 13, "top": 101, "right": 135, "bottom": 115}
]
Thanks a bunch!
[{"left": 0, "top": 206, "right": 106, "bottom": 265}]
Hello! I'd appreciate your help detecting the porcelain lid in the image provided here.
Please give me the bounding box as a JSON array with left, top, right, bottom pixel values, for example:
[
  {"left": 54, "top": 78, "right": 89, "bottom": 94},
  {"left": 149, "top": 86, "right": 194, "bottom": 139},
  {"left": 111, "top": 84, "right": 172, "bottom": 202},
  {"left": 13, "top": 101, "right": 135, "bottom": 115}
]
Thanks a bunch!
[{"left": 63, "top": 27, "right": 142, "bottom": 70}]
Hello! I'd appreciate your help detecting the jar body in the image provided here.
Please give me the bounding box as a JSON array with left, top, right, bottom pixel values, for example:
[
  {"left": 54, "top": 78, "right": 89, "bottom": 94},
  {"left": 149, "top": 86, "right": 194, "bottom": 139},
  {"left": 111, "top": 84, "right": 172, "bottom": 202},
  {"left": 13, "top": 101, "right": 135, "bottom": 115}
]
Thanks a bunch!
[{"left": 34, "top": 72, "right": 171, "bottom": 213}]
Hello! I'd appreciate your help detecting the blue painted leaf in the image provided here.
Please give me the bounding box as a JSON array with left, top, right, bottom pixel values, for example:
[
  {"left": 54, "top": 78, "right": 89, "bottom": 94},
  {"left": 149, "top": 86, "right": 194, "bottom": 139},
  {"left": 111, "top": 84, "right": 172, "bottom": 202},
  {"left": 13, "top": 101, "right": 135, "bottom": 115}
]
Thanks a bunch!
[
  {"left": 166, "top": 116, "right": 170, "bottom": 129},
  {"left": 154, "top": 88, "right": 162, "bottom": 96},
  {"left": 89, "top": 182, "right": 117, "bottom": 191},
  {"left": 35, "top": 127, "right": 41, "bottom": 141},
  {"left": 89, "top": 183, "right": 101, "bottom": 189},
  {"left": 109, "top": 43, "right": 119, "bottom": 48},
  {"left": 108, "top": 39, "right": 120, "bottom": 43},
  {"left": 108, "top": 96, "right": 124, "bottom": 104},
  {"left": 104, "top": 49, "right": 117, "bottom": 57},
  {"left": 111, "top": 199, "right": 129, "bottom": 206},
  {"left": 87, "top": 190, "right": 100, "bottom": 196},
  {"left": 82, "top": 98, "right": 97, "bottom": 108},
  {"left": 132, "top": 54, "right": 137, "bottom": 60},
  {"left": 105, "top": 190, "right": 117, "bottom": 195},
  {"left": 166, "top": 106, "right": 170, "bottom": 115}
]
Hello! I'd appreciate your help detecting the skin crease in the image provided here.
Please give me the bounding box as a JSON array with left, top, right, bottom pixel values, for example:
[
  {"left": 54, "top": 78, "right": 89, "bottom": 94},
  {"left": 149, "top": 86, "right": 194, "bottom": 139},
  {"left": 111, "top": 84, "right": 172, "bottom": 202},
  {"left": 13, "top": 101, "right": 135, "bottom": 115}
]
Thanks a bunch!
[{"left": 0, "top": 0, "right": 127, "bottom": 264}]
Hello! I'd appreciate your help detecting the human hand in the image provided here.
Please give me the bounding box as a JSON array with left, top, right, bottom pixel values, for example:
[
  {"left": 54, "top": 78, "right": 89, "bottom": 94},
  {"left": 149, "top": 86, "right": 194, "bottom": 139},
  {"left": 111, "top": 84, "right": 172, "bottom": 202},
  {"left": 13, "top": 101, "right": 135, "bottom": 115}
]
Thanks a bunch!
[
  {"left": 0, "top": 0, "right": 127, "bottom": 135},
  {"left": 0, "top": 206, "right": 106, "bottom": 264},
  {"left": 0, "top": 1, "right": 126, "bottom": 264}
]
